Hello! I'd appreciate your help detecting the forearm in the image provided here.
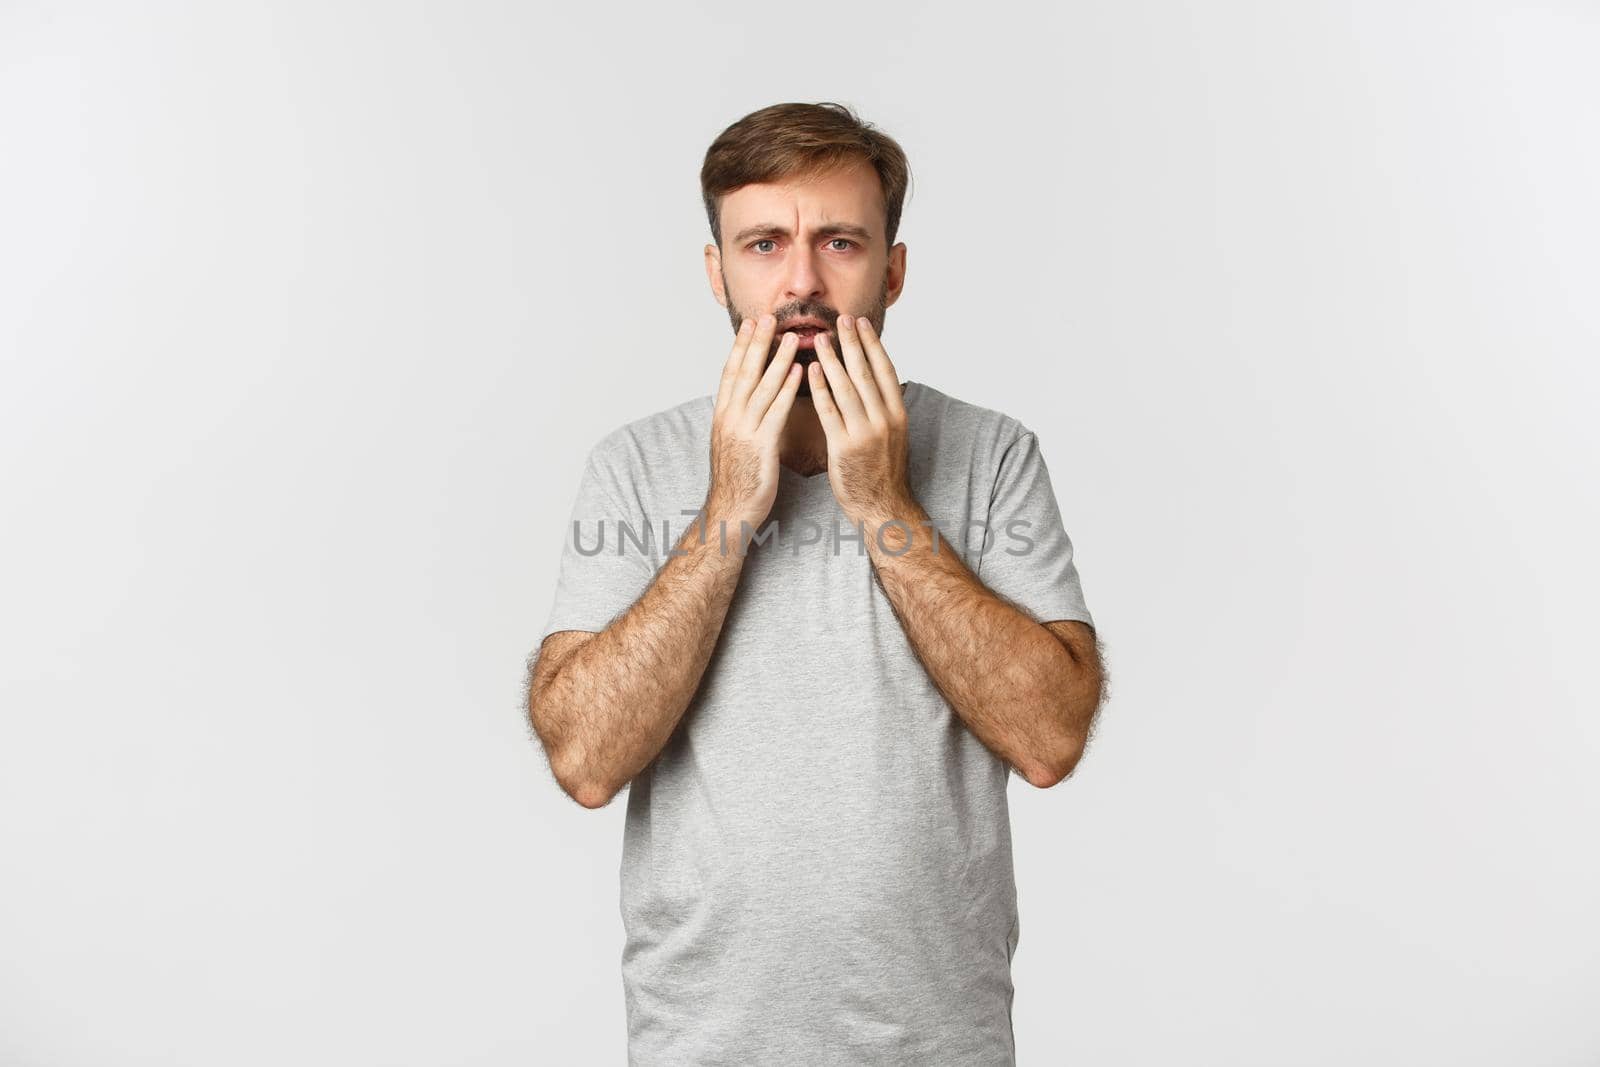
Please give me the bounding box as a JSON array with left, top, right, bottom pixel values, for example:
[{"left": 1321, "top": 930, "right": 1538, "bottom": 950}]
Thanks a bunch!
[
  {"left": 861, "top": 499, "right": 1093, "bottom": 786},
  {"left": 539, "top": 503, "right": 753, "bottom": 805}
]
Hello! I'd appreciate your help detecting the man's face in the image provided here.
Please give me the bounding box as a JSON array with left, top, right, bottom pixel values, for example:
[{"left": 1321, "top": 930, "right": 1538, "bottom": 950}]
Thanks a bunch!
[{"left": 706, "top": 159, "right": 906, "bottom": 399}]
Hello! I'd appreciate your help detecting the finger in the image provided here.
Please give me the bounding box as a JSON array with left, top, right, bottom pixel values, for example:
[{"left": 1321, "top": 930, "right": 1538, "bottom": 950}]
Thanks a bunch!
[
  {"left": 759, "top": 359, "right": 805, "bottom": 436},
  {"left": 853, "top": 316, "right": 904, "bottom": 422},
  {"left": 733, "top": 313, "right": 779, "bottom": 406},
  {"left": 813, "top": 332, "right": 867, "bottom": 433},
  {"left": 807, "top": 361, "right": 848, "bottom": 442},
  {"left": 748, "top": 331, "right": 800, "bottom": 421},
  {"left": 835, "top": 315, "right": 886, "bottom": 425},
  {"left": 715, "top": 317, "right": 755, "bottom": 412}
]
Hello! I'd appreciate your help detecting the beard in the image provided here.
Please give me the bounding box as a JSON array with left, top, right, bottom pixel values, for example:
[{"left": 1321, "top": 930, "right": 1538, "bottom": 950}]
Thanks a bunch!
[{"left": 721, "top": 273, "right": 892, "bottom": 401}]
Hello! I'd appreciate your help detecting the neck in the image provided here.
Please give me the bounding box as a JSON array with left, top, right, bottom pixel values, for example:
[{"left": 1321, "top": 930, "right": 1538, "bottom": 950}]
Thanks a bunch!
[
  {"left": 778, "top": 380, "right": 908, "bottom": 474},
  {"left": 780, "top": 397, "right": 829, "bottom": 474}
]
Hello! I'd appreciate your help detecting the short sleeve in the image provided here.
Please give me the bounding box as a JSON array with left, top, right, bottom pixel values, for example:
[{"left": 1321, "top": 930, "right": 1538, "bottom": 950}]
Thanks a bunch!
[
  {"left": 539, "top": 446, "right": 660, "bottom": 642},
  {"left": 976, "top": 430, "right": 1095, "bottom": 631}
]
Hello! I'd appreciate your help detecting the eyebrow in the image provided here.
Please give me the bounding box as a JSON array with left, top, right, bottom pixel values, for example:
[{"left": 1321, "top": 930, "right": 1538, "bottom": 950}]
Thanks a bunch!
[{"left": 730, "top": 222, "right": 874, "bottom": 245}]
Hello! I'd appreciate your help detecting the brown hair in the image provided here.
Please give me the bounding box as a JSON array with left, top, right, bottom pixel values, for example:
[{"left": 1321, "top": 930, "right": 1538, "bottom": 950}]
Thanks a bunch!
[{"left": 700, "top": 102, "right": 913, "bottom": 252}]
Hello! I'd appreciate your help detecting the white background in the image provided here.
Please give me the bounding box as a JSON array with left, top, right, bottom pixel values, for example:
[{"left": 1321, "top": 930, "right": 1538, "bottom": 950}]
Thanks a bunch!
[{"left": 2, "top": 2, "right": 1596, "bottom": 1064}]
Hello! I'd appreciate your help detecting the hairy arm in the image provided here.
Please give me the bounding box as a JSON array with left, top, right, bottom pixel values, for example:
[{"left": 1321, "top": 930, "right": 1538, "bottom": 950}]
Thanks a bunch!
[
  {"left": 525, "top": 505, "right": 754, "bottom": 809},
  {"left": 798, "top": 314, "right": 1104, "bottom": 787},
  {"left": 861, "top": 500, "right": 1106, "bottom": 788},
  {"left": 526, "top": 315, "right": 806, "bottom": 809}
]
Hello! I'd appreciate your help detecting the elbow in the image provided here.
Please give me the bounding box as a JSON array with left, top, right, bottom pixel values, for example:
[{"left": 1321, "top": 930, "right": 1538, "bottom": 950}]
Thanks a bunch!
[
  {"left": 562, "top": 771, "right": 617, "bottom": 810},
  {"left": 1023, "top": 668, "right": 1104, "bottom": 789},
  {"left": 563, "top": 770, "right": 618, "bottom": 811},
  {"left": 550, "top": 748, "right": 617, "bottom": 810},
  {"left": 570, "top": 782, "right": 616, "bottom": 810},
  {"left": 530, "top": 698, "right": 615, "bottom": 810},
  {"left": 1021, "top": 736, "right": 1085, "bottom": 789}
]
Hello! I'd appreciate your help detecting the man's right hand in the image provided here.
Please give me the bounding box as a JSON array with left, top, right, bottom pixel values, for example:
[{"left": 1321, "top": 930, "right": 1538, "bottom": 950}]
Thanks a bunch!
[{"left": 707, "top": 314, "right": 804, "bottom": 529}]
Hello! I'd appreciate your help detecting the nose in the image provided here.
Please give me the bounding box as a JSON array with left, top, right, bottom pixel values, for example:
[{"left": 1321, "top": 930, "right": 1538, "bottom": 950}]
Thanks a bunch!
[{"left": 782, "top": 243, "right": 825, "bottom": 302}]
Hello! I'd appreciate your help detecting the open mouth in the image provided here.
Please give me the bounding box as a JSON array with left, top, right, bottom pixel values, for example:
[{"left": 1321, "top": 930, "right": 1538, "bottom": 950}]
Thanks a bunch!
[{"left": 787, "top": 325, "right": 826, "bottom": 348}]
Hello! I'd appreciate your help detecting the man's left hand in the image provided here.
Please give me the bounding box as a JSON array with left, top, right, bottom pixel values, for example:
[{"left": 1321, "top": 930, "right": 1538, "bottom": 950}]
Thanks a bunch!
[{"left": 809, "top": 315, "right": 916, "bottom": 527}]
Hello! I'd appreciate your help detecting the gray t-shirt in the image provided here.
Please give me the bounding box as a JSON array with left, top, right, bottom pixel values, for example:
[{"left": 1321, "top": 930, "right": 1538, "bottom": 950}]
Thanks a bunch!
[{"left": 540, "top": 379, "right": 1094, "bottom": 1066}]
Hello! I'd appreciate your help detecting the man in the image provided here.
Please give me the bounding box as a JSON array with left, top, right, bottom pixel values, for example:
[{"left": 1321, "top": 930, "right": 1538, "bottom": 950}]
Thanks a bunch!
[{"left": 526, "top": 102, "right": 1105, "bottom": 1065}]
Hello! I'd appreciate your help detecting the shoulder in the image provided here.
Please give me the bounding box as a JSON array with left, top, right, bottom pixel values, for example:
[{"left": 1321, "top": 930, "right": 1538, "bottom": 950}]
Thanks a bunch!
[
  {"left": 906, "top": 380, "right": 1032, "bottom": 463},
  {"left": 581, "top": 392, "right": 716, "bottom": 494}
]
